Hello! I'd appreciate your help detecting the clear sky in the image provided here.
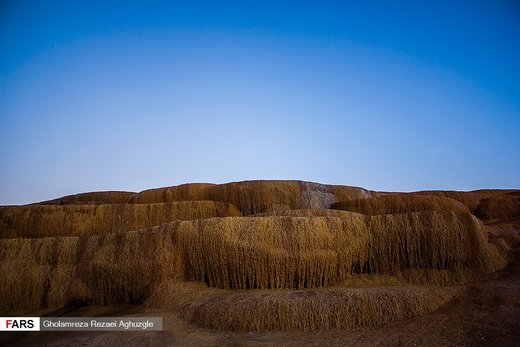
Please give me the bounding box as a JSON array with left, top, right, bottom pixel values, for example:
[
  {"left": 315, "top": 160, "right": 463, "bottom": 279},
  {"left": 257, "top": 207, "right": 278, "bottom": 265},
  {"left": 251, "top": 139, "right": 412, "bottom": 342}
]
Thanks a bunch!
[{"left": 1, "top": 1, "right": 519, "bottom": 204}]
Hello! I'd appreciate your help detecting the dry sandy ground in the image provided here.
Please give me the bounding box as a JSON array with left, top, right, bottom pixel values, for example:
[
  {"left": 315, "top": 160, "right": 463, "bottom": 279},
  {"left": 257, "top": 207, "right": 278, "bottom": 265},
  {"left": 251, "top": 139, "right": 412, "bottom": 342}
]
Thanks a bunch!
[{"left": 1, "top": 225, "right": 519, "bottom": 346}]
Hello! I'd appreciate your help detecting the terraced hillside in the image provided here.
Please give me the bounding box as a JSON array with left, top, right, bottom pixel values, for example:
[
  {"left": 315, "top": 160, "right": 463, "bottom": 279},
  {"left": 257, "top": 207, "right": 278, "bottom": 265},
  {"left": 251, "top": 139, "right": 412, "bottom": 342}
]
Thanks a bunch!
[{"left": 1, "top": 180, "right": 519, "bottom": 345}]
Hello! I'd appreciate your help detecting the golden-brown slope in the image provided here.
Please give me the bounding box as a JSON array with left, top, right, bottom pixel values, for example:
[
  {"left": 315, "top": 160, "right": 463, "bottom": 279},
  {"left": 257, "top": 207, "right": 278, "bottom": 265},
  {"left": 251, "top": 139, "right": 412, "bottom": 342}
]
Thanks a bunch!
[
  {"left": 38, "top": 191, "right": 136, "bottom": 205},
  {"left": 127, "top": 180, "right": 372, "bottom": 215},
  {"left": 0, "top": 212, "right": 504, "bottom": 310},
  {"left": 474, "top": 196, "right": 520, "bottom": 221},
  {"left": 401, "top": 189, "right": 519, "bottom": 213},
  {"left": 330, "top": 195, "right": 470, "bottom": 215},
  {"left": 0, "top": 201, "right": 242, "bottom": 238},
  {"left": 176, "top": 213, "right": 503, "bottom": 289}
]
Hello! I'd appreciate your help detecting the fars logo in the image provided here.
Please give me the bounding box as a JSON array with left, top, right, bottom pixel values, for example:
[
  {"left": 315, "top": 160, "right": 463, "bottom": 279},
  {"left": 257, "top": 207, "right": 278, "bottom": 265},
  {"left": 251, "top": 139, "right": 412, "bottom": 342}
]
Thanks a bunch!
[{"left": 0, "top": 317, "right": 40, "bottom": 331}]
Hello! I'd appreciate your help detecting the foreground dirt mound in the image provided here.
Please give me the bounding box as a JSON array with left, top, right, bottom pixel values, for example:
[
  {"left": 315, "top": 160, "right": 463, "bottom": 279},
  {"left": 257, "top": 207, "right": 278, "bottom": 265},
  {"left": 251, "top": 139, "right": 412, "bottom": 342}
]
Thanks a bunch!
[
  {"left": 0, "top": 201, "right": 242, "bottom": 238},
  {"left": 181, "top": 286, "right": 463, "bottom": 331},
  {"left": 330, "top": 195, "right": 470, "bottom": 215}
]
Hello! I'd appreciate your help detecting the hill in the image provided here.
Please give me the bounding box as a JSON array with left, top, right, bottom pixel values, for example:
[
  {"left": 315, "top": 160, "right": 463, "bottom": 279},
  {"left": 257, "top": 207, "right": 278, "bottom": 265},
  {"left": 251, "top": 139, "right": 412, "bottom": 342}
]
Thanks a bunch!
[{"left": 1, "top": 180, "right": 519, "bottom": 345}]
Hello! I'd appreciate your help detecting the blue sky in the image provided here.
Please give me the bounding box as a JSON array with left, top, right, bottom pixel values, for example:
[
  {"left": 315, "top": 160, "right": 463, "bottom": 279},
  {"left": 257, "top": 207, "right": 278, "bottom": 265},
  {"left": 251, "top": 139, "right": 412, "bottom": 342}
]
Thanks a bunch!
[{"left": 1, "top": 1, "right": 519, "bottom": 204}]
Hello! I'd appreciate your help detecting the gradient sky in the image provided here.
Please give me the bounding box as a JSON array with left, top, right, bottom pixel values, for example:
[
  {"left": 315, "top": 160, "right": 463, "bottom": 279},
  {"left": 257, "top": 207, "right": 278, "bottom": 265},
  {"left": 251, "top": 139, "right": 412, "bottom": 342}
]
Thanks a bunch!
[{"left": 1, "top": 1, "right": 519, "bottom": 204}]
